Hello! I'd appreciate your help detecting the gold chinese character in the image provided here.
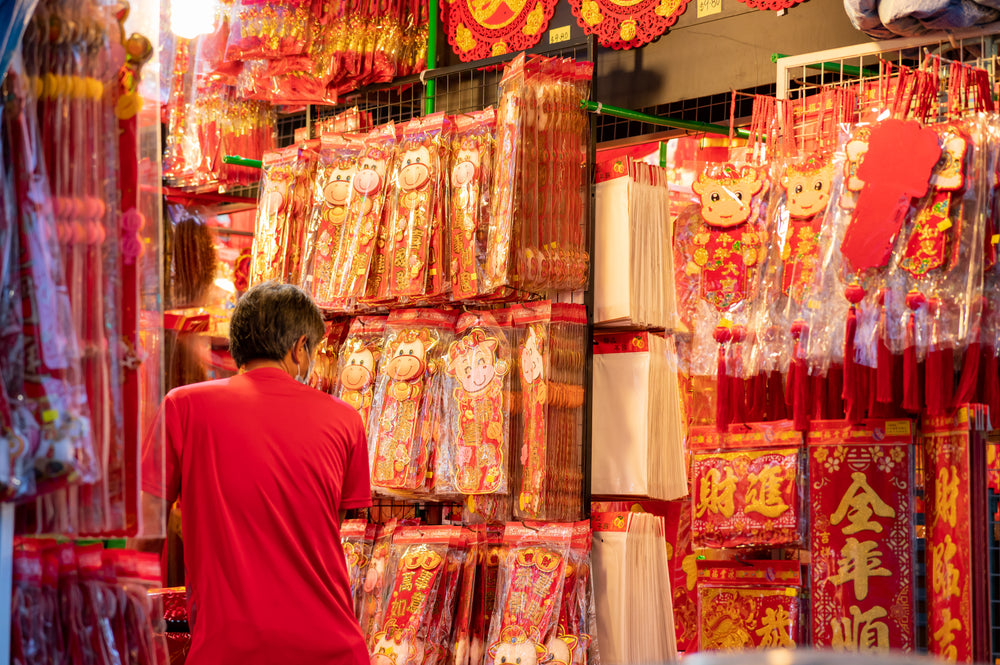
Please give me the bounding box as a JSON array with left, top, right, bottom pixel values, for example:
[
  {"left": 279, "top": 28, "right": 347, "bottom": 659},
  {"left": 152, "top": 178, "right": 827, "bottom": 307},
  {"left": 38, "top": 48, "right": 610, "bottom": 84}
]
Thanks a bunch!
[
  {"left": 831, "top": 472, "right": 896, "bottom": 534},
  {"left": 389, "top": 598, "right": 406, "bottom": 619},
  {"left": 931, "top": 535, "right": 962, "bottom": 599},
  {"left": 830, "top": 605, "right": 890, "bottom": 651},
  {"left": 828, "top": 538, "right": 892, "bottom": 600},
  {"left": 399, "top": 571, "right": 415, "bottom": 592},
  {"left": 935, "top": 465, "right": 961, "bottom": 529},
  {"left": 755, "top": 607, "right": 795, "bottom": 647},
  {"left": 745, "top": 466, "right": 790, "bottom": 518},
  {"left": 932, "top": 608, "right": 962, "bottom": 662},
  {"left": 407, "top": 591, "right": 426, "bottom": 614},
  {"left": 696, "top": 467, "right": 737, "bottom": 518},
  {"left": 415, "top": 569, "right": 435, "bottom": 590}
]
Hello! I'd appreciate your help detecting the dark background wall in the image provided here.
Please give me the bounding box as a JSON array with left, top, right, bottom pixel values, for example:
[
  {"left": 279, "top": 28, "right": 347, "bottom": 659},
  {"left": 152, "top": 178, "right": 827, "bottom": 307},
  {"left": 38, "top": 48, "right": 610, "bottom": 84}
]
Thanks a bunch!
[{"left": 440, "top": 0, "right": 873, "bottom": 109}]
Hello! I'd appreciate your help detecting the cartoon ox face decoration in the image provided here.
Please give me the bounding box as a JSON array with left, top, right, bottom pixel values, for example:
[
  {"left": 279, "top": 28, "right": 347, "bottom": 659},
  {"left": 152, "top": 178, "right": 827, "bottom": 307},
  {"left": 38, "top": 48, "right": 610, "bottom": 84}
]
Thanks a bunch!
[
  {"left": 782, "top": 155, "right": 834, "bottom": 219},
  {"left": 692, "top": 164, "right": 764, "bottom": 228}
]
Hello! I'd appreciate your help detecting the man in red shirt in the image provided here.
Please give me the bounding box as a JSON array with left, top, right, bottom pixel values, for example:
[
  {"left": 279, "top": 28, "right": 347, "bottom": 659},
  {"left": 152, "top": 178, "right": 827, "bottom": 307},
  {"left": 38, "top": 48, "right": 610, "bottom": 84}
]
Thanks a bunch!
[{"left": 141, "top": 282, "right": 371, "bottom": 665}]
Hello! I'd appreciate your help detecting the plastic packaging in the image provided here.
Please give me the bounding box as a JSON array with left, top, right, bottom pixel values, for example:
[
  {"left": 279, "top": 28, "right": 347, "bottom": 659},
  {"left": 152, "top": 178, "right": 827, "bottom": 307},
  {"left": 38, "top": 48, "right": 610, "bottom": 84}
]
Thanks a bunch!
[
  {"left": 696, "top": 559, "right": 802, "bottom": 650},
  {"left": 448, "top": 108, "right": 495, "bottom": 301},
  {"left": 335, "top": 316, "right": 387, "bottom": 429},
  {"left": 486, "top": 522, "right": 573, "bottom": 664},
  {"left": 301, "top": 133, "right": 365, "bottom": 306},
  {"left": 368, "top": 308, "right": 457, "bottom": 495},
  {"left": 436, "top": 310, "right": 511, "bottom": 501},
  {"left": 689, "top": 421, "right": 805, "bottom": 548}
]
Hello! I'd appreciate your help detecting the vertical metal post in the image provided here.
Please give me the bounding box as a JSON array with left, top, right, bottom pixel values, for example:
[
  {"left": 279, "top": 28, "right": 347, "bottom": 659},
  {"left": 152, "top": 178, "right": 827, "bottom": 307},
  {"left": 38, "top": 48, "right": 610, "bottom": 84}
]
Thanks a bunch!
[
  {"left": 582, "top": 35, "right": 597, "bottom": 518},
  {"left": 425, "top": 0, "right": 438, "bottom": 115}
]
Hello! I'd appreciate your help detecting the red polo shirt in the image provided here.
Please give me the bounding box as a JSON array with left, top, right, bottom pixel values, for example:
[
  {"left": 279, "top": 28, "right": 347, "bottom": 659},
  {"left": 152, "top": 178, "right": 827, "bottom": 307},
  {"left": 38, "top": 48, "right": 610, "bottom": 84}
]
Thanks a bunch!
[{"left": 142, "top": 367, "right": 371, "bottom": 665}]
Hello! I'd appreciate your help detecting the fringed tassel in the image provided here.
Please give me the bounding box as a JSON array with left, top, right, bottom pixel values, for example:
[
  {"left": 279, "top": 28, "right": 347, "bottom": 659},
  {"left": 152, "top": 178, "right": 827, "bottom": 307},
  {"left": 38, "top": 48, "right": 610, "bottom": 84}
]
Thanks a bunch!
[
  {"left": 747, "top": 371, "right": 766, "bottom": 422},
  {"left": 902, "top": 290, "right": 925, "bottom": 412},
  {"left": 714, "top": 326, "right": 731, "bottom": 431},
  {"left": 730, "top": 326, "right": 747, "bottom": 425},
  {"left": 984, "top": 345, "right": 1000, "bottom": 427},
  {"left": 791, "top": 320, "right": 810, "bottom": 431},
  {"left": 843, "top": 284, "right": 864, "bottom": 421},
  {"left": 827, "top": 363, "right": 844, "bottom": 419},
  {"left": 767, "top": 369, "right": 787, "bottom": 421},
  {"left": 876, "top": 289, "right": 895, "bottom": 404},
  {"left": 924, "top": 297, "right": 953, "bottom": 417},
  {"left": 954, "top": 298, "right": 984, "bottom": 407}
]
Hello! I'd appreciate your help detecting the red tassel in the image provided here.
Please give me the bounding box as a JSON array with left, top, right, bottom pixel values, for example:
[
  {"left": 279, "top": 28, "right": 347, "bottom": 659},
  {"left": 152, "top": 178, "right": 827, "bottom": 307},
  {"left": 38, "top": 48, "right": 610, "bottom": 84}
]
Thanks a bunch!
[
  {"left": 827, "top": 363, "right": 844, "bottom": 419},
  {"left": 924, "top": 298, "right": 952, "bottom": 417},
  {"left": 902, "top": 291, "right": 925, "bottom": 412},
  {"left": 791, "top": 320, "right": 810, "bottom": 431},
  {"left": 955, "top": 341, "right": 981, "bottom": 407},
  {"left": 746, "top": 371, "right": 766, "bottom": 422},
  {"left": 730, "top": 326, "right": 747, "bottom": 425},
  {"left": 811, "top": 372, "right": 827, "bottom": 420},
  {"left": 843, "top": 303, "right": 858, "bottom": 405},
  {"left": 925, "top": 348, "right": 943, "bottom": 415},
  {"left": 876, "top": 290, "right": 894, "bottom": 404},
  {"left": 767, "top": 369, "right": 786, "bottom": 420},
  {"left": 714, "top": 326, "right": 732, "bottom": 431},
  {"left": 983, "top": 346, "right": 999, "bottom": 427}
]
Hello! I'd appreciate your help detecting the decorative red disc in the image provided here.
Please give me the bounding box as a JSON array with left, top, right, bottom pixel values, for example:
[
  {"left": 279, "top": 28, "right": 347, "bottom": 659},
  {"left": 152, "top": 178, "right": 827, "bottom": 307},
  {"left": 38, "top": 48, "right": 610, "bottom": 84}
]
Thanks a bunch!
[
  {"left": 567, "top": 0, "right": 692, "bottom": 49},
  {"left": 442, "top": 0, "right": 560, "bottom": 62}
]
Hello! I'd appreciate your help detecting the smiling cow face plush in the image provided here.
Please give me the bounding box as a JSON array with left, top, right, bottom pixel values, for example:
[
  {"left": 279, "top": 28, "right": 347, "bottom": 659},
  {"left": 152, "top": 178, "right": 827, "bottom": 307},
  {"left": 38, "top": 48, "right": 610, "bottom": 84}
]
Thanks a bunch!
[
  {"left": 782, "top": 155, "right": 834, "bottom": 219},
  {"left": 691, "top": 164, "right": 763, "bottom": 228}
]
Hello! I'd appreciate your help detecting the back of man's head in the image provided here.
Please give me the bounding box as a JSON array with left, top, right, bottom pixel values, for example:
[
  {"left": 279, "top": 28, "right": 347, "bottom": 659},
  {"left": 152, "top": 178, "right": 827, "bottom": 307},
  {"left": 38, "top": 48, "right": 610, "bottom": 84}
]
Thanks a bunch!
[{"left": 229, "top": 281, "right": 325, "bottom": 368}]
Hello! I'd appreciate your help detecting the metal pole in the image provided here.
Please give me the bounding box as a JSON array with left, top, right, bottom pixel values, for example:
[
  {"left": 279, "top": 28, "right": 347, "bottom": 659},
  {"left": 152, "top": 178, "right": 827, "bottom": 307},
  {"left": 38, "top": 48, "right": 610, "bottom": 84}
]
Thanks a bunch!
[
  {"left": 771, "top": 52, "right": 878, "bottom": 78},
  {"left": 580, "top": 99, "right": 749, "bottom": 139},
  {"left": 222, "top": 155, "right": 263, "bottom": 169},
  {"left": 425, "top": 0, "right": 438, "bottom": 115}
]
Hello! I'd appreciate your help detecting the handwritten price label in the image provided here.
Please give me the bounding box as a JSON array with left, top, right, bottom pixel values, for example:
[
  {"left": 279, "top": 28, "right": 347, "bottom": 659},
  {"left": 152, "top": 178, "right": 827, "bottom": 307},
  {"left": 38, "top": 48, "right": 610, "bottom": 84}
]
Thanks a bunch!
[
  {"left": 549, "top": 26, "right": 571, "bottom": 43},
  {"left": 698, "top": 0, "right": 722, "bottom": 16}
]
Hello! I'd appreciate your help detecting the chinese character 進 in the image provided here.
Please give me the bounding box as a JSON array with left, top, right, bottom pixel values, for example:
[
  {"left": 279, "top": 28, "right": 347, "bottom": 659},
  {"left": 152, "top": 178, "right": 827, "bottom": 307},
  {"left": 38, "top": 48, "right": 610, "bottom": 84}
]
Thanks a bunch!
[
  {"left": 830, "top": 605, "right": 890, "bottom": 651},
  {"left": 755, "top": 607, "right": 795, "bottom": 647},
  {"left": 831, "top": 472, "right": 896, "bottom": 534},
  {"left": 744, "top": 465, "right": 790, "bottom": 518},
  {"left": 828, "top": 538, "right": 892, "bottom": 600},
  {"left": 696, "top": 466, "right": 737, "bottom": 519}
]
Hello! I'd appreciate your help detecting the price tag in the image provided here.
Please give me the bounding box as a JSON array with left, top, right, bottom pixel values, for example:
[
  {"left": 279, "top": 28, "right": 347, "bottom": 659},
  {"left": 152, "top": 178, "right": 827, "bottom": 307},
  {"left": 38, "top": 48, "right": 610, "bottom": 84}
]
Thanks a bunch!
[
  {"left": 698, "top": 0, "right": 722, "bottom": 17},
  {"left": 885, "top": 420, "right": 912, "bottom": 436},
  {"left": 549, "top": 25, "right": 571, "bottom": 44}
]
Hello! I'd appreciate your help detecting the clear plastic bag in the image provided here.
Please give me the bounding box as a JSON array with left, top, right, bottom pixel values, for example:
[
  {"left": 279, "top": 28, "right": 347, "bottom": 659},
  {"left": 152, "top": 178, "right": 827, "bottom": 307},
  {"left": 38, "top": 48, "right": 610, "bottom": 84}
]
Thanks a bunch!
[
  {"left": 368, "top": 308, "right": 457, "bottom": 495},
  {"left": 436, "top": 310, "right": 511, "bottom": 502},
  {"left": 335, "top": 316, "right": 387, "bottom": 430}
]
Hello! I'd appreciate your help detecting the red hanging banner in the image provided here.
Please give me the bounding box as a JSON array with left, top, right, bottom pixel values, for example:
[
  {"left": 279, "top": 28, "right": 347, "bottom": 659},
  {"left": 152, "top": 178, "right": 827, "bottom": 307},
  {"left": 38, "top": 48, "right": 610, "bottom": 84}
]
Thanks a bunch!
[
  {"left": 808, "top": 420, "right": 915, "bottom": 652},
  {"left": 696, "top": 560, "right": 802, "bottom": 650},
  {"left": 441, "top": 0, "right": 559, "bottom": 63},
  {"left": 567, "top": 0, "right": 692, "bottom": 50},
  {"left": 690, "top": 422, "right": 804, "bottom": 548},
  {"left": 923, "top": 410, "right": 975, "bottom": 663}
]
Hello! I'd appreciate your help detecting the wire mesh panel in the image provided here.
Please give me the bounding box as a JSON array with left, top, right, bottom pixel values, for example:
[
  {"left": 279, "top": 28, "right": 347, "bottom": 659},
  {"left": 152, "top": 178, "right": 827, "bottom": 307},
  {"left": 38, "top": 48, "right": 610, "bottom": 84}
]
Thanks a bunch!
[{"left": 776, "top": 24, "right": 1000, "bottom": 102}]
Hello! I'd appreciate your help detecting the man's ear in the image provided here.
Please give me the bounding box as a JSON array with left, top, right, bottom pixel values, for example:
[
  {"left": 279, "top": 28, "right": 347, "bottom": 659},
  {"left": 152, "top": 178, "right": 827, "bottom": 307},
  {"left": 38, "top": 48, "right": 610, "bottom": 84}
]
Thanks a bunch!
[{"left": 295, "top": 335, "right": 310, "bottom": 365}]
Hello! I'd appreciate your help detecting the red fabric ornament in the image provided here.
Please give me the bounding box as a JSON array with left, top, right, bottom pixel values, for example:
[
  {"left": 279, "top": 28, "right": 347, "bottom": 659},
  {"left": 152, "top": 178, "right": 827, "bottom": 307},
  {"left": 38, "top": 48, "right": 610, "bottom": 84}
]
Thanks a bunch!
[
  {"left": 441, "top": 0, "right": 559, "bottom": 63},
  {"left": 567, "top": 0, "right": 692, "bottom": 49},
  {"left": 841, "top": 119, "right": 941, "bottom": 274}
]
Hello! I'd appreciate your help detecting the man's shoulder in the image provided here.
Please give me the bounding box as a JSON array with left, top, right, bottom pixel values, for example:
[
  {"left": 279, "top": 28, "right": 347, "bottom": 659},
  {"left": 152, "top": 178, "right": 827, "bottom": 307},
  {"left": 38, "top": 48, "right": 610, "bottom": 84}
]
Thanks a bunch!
[{"left": 165, "top": 376, "right": 235, "bottom": 403}]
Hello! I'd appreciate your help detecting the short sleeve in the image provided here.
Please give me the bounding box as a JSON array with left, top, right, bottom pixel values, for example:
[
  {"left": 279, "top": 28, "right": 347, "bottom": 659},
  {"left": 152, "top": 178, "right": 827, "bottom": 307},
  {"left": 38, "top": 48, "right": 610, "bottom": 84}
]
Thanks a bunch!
[
  {"left": 340, "top": 414, "right": 372, "bottom": 510},
  {"left": 140, "top": 395, "right": 183, "bottom": 503}
]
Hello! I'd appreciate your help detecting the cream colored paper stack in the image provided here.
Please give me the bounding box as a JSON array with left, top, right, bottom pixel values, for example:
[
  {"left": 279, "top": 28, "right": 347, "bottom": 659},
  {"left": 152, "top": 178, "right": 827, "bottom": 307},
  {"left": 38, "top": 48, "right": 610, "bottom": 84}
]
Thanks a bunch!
[
  {"left": 594, "top": 159, "right": 677, "bottom": 329},
  {"left": 591, "top": 331, "right": 688, "bottom": 500},
  {"left": 593, "top": 511, "right": 678, "bottom": 664}
]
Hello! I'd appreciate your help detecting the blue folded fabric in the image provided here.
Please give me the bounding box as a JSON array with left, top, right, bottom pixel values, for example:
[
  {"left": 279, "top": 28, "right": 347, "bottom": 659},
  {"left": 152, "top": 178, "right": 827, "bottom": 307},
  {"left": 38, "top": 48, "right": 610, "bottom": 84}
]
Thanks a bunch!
[{"left": 844, "top": 0, "right": 1000, "bottom": 38}]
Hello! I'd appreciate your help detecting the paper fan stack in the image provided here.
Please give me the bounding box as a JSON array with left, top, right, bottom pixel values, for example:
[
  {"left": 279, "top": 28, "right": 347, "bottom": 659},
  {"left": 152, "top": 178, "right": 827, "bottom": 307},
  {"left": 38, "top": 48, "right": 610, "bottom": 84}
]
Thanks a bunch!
[
  {"left": 594, "top": 158, "right": 677, "bottom": 329},
  {"left": 592, "top": 511, "right": 678, "bottom": 664},
  {"left": 591, "top": 331, "right": 688, "bottom": 500}
]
